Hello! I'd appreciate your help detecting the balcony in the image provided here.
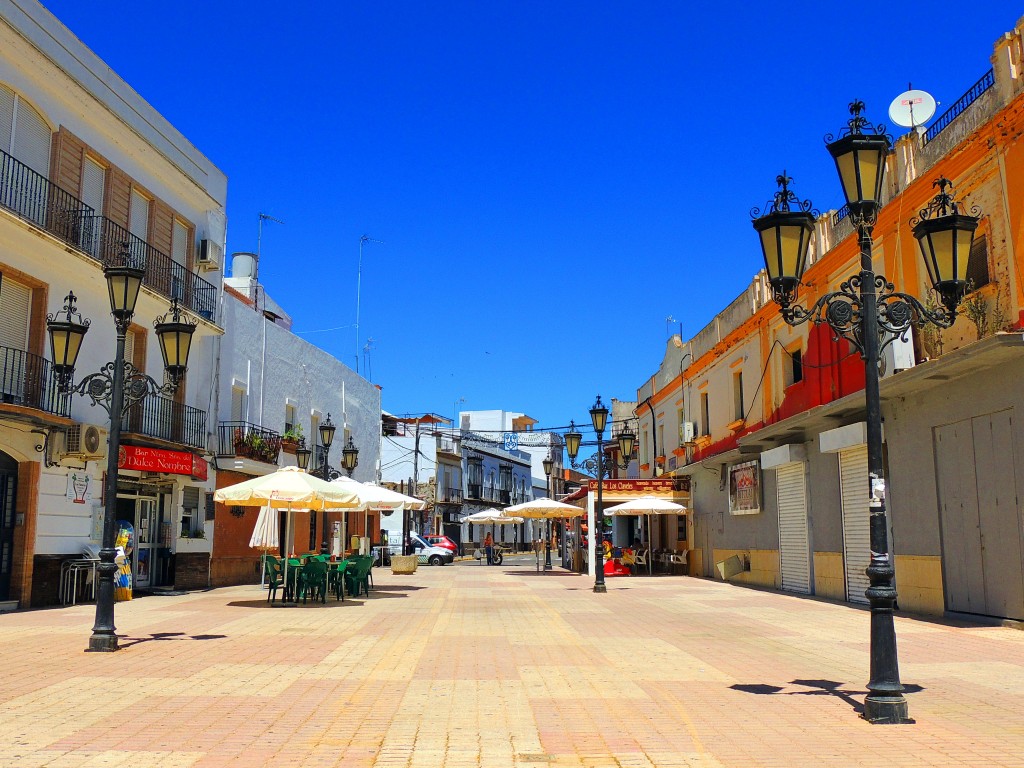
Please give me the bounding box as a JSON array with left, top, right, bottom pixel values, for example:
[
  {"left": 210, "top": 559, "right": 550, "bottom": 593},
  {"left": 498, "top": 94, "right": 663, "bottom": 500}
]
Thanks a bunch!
[
  {"left": 439, "top": 487, "right": 463, "bottom": 505},
  {"left": 0, "top": 148, "right": 95, "bottom": 250},
  {"left": 122, "top": 395, "right": 206, "bottom": 449},
  {"left": 466, "top": 483, "right": 483, "bottom": 501},
  {"left": 0, "top": 346, "right": 71, "bottom": 417},
  {"left": 0, "top": 148, "right": 218, "bottom": 321},
  {"left": 437, "top": 438, "right": 461, "bottom": 457},
  {"left": 217, "top": 421, "right": 282, "bottom": 465}
]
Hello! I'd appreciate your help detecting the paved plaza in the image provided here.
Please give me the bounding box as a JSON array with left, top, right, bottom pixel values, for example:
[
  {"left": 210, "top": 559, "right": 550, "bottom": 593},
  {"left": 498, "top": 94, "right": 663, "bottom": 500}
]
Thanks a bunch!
[{"left": 1, "top": 557, "right": 1023, "bottom": 768}]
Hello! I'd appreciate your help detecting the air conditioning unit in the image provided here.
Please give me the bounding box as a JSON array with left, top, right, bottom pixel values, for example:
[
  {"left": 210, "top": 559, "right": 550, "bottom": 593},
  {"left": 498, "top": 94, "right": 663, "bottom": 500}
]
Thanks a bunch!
[
  {"left": 197, "top": 239, "right": 222, "bottom": 271},
  {"left": 61, "top": 424, "right": 107, "bottom": 461},
  {"left": 880, "top": 333, "right": 916, "bottom": 379},
  {"left": 679, "top": 421, "right": 697, "bottom": 443}
]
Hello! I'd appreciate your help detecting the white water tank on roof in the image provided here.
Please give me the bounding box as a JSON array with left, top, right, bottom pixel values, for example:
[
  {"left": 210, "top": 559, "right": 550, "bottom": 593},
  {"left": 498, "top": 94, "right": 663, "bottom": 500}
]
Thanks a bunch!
[{"left": 230, "top": 251, "right": 258, "bottom": 279}]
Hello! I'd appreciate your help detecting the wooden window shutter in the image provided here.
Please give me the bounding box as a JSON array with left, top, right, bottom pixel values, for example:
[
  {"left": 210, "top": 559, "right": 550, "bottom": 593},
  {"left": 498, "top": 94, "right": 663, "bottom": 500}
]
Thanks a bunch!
[
  {"left": 11, "top": 97, "right": 51, "bottom": 178},
  {"left": 0, "top": 84, "right": 14, "bottom": 152},
  {"left": 0, "top": 277, "right": 32, "bottom": 351},
  {"left": 151, "top": 200, "right": 173, "bottom": 254}
]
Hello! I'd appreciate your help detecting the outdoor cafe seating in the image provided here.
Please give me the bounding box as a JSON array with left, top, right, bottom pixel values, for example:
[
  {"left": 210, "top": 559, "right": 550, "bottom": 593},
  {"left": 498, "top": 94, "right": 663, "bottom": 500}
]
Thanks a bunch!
[{"left": 263, "top": 553, "right": 375, "bottom": 604}]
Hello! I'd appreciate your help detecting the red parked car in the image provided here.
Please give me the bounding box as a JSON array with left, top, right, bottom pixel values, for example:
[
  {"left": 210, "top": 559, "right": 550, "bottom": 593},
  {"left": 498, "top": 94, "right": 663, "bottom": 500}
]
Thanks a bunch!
[{"left": 425, "top": 534, "right": 457, "bottom": 552}]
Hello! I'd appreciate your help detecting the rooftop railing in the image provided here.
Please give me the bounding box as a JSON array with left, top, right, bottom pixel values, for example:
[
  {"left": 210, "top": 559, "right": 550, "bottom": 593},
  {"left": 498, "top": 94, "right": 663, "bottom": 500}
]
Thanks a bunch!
[{"left": 924, "top": 70, "right": 995, "bottom": 144}]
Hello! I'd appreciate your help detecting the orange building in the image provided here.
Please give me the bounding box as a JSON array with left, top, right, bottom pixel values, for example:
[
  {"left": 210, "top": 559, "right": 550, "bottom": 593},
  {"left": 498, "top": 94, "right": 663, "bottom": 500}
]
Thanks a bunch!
[{"left": 636, "top": 18, "right": 1024, "bottom": 621}]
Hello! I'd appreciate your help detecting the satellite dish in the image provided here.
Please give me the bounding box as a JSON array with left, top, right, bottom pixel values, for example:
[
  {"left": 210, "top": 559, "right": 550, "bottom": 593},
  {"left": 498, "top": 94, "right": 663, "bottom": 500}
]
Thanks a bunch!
[{"left": 888, "top": 88, "right": 937, "bottom": 129}]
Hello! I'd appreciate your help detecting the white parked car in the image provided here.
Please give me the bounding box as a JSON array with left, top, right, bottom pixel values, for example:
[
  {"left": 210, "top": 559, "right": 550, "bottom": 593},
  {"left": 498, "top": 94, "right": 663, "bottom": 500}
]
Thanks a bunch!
[{"left": 410, "top": 534, "right": 455, "bottom": 566}]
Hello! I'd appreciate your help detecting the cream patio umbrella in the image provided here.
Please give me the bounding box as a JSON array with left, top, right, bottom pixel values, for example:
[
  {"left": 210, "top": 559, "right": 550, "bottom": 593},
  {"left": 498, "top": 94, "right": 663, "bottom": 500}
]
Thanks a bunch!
[
  {"left": 603, "top": 495, "right": 688, "bottom": 575},
  {"left": 248, "top": 504, "right": 279, "bottom": 587},
  {"left": 504, "top": 498, "right": 583, "bottom": 572},
  {"left": 330, "top": 476, "right": 427, "bottom": 555},
  {"left": 215, "top": 466, "right": 361, "bottom": 602},
  {"left": 461, "top": 510, "right": 524, "bottom": 565}
]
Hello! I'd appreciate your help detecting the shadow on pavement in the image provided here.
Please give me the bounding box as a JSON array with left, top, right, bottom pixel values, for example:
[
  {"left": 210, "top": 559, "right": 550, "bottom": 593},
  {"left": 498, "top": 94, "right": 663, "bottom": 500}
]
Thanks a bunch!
[
  {"left": 730, "top": 679, "right": 924, "bottom": 715},
  {"left": 118, "top": 631, "right": 227, "bottom": 647}
]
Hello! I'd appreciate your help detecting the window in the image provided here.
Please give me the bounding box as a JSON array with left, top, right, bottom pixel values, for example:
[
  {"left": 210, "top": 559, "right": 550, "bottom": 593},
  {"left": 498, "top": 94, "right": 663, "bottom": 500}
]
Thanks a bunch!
[
  {"left": 182, "top": 486, "right": 201, "bottom": 537},
  {"left": 171, "top": 219, "right": 189, "bottom": 300},
  {"left": 0, "top": 84, "right": 51, "bottom": 177},
  {"left": 284, "top": 403, "right": 296, "bottom": 434},
  {"left": 657, "top": 424, "right": 665, "bottom": 457},
  {"left": 82, "top": 157, "right": 106, "bottom": 251},
  {"left": 700, "top": 392, "right": 710, "bottom": 436},
  {"left": 733, "top": 371, "right": 744, "bottom": 421},
  {"left": 966, "top": 233, "right": 989, "bottom": 290},
  {"left": 786, "top": 348, "right": 802, "bottom": 387},
  {"left": 640, "top": 431, "right": 648, "bottom": 465},
  {"left": 0, "top": 276, "right": 31, "bottom": 353}
]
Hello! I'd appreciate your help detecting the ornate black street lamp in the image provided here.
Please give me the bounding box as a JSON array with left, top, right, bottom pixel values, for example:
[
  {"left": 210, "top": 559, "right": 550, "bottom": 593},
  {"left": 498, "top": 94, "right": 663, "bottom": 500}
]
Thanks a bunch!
[
  {"left": 752, "top": 101, "right": 979, "bottom": 723},
  {"left": 48, "top": 258, "right": 196, "bottom": 652},
  {"left": 542, "top": 456, "right": 554, "bottom": 570},
  {"left": 316, "top": 414, "right": 337, "bottom": 553},
  {"left": 341, "top": 435, "right": 360, "bottom": 476},
  {"left": 565, "top": 396, "right": 636, "bottom": 593}
]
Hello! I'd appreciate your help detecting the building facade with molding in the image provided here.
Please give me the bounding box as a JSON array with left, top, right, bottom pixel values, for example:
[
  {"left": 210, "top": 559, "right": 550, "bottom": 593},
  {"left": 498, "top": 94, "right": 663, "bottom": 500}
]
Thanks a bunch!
[
  {"left": 635, "top": 20, "right": 1024, "bottom": 622},
  {"left": 0, "top": 0, "right": 227, "bottom": 606}
]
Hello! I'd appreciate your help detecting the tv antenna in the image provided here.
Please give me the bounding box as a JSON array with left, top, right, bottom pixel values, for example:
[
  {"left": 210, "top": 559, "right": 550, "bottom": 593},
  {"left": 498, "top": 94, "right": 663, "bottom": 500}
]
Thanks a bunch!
[
  {"left": 362, "top": 337, "right": 375, "bottom": 382},
  {"left": 888, "top": 84, "right": 937, "bottom": 130},
  {"left": 356, "top": 235, "right": 385, "bottom": 375}
]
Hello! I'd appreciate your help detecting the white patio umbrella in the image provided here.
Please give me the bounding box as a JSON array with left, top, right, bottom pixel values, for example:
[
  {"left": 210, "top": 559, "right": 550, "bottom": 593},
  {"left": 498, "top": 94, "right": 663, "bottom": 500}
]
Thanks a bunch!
[
  {"left": 504, "top": 497, "right": 584, "bottom": 519},
  {"left": 248, "top": 504, "right": 280, "bottom": 587},
  {"left": 461, "top": 510, "right": 524, "bottom": 565},
  {"left": 505, "top": 498, "right": 583, "bottom": 572},
  {"left": 330, "top": 476, "right": 427, "bottom": 554},
  {"left": 215, "top": 466, "right": 361, "bottom": 601},
  {"left": 603, "top": 495, "right": 688, "bottom": 575}
]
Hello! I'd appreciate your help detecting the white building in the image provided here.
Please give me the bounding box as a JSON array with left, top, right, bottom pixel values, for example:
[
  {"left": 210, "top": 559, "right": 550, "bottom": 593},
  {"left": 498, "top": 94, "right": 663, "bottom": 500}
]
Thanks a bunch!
[
  {"left": 212, "top": 252, "right": 381, "bottom": 584},
  {"left": 0, "top": 0, "right": 226, "bottom": 606}
]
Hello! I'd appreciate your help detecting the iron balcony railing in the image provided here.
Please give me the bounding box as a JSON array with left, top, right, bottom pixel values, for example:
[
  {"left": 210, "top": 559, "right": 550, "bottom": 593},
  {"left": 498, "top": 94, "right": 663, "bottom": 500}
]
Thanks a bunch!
[
  {"left": 0, "top": 148, "right": 95, "bottom": 250},
  {"left": 122, "top": 394, "right": 206, "bottom": 449},
  {"left": 466, "top": 483, "right": 483, "bottom": 500},
  {"left": 217, "top": 420, "right": 282, "bottom": 464},
  {"left": 924, "top": 70, "right": 995, "bottom": 145},
  {"left": 437, "top": 438, "right": 461, "bottom": 456},
  {"left": 439, "top": 488, "right": 463, "bottom": 504},
  {"left": 0, "top": 345, "right": 71, "bottom": 417},
  {"left": 0, "top": 148, "right": 217, "bottom": 320},
  {"left": 93, "top": 216, "right": 217, "bottom": 320}
]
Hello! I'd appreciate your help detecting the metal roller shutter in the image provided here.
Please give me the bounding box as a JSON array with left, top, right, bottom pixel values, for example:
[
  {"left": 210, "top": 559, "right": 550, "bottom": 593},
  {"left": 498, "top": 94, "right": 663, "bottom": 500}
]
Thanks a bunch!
[
  {"left": 777, "top": 463, "right": 811, "bottom": 593},
  {"left": 839, "top": 446, "right": 870, "bottom": 604}
]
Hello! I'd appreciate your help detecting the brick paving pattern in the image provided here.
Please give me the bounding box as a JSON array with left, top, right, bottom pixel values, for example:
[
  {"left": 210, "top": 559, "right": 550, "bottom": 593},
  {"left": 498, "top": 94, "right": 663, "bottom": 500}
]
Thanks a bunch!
[{"left": 1, "top": 559, "right": 1023, "bottom": 767}]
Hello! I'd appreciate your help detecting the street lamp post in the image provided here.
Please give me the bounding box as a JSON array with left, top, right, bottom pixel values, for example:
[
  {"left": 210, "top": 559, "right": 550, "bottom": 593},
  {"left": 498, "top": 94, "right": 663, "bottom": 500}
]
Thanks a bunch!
[
  {"left": 565, "top": 396, "right": 636, "bottom": 593},
  {"left": 752, "top": 101, "right": 979, "bottom": 723},
  {"left": 48, "top": 258, "right": 197, "bottom": 652},
  {"left": 317, "top": 414, "right": 337, "bottom": 554},
  {"left": 542, "top": 456, "right": 554, "bottom": 570}
]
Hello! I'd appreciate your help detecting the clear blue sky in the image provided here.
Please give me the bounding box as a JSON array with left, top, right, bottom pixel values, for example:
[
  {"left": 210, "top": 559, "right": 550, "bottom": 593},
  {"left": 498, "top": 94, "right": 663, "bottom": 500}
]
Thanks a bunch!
[{"left": 39, "top": 0, "right": 1019, "bottom": 433}]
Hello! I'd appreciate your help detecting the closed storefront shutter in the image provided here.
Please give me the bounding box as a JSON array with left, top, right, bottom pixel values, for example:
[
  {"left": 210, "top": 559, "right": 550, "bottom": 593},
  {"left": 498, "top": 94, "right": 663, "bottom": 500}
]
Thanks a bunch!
[
  {"left": 839, "top": 446, "right": 870, "bottom": 604},
  {"left": 777, "top": 463, "right": 811, "bottom": 594}
]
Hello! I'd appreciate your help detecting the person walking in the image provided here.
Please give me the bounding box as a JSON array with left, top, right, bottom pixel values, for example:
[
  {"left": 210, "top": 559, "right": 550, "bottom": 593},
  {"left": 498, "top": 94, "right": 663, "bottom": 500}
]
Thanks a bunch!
[{"left": 484, "top": 532, "right": 494, "bottom": 565}]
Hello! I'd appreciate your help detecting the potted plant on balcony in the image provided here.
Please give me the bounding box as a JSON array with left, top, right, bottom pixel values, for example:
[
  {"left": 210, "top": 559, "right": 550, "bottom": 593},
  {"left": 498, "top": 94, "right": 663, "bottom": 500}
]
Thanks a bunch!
[
  {"left": 281, "top": 424, "right": 303, "bottom": 454},
  {"left": 236, "top": 430, "right": 270, "bottom": 462}
]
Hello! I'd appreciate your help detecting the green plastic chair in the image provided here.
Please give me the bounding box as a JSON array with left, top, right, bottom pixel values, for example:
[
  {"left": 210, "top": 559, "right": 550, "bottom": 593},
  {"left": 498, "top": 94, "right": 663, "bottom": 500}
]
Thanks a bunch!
[
  {"left": 298, "top": 560, "right": 328, "bottom": 604},
  {"left": 345, "top": 557, "right": 373, "bottom": 598},
  {"left": 263, "top": 555, "right": 284, "bottom": 603},
  {"left": 329, "top": 559, "right": 349, "bottom": 601}
]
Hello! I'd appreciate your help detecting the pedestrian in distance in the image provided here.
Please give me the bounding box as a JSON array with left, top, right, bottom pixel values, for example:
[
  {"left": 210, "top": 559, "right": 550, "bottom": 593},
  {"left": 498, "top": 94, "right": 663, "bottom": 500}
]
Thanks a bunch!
[{"left": 484, "top": 532, "right": 494, "bottom": 565}]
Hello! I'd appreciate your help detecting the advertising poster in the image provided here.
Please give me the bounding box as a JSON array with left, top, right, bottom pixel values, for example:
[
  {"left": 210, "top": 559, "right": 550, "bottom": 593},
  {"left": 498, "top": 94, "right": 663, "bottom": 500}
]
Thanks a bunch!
[{"left": 729, "top": 461, "right": 761, "bottom": 515}]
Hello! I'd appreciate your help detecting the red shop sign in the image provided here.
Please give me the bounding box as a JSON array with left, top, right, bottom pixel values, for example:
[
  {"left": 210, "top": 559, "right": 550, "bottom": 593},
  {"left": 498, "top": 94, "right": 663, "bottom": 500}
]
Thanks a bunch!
[{"left": 118, "top": 445, "right": 208, "bottom": 481}]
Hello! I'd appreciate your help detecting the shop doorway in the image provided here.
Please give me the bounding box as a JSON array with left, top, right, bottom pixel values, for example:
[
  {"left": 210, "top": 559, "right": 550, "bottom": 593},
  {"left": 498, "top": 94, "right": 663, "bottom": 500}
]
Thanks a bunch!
[
  {"left": 0, "top": 451, "right": 17, "bottom": 601},
  {"left": 116, "top": 488, "right": 169, "bottom": 590}
]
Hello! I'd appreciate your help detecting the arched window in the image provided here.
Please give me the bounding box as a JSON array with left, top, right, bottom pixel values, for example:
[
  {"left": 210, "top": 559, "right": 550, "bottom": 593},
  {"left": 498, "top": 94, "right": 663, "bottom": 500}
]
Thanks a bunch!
[{"left": 0, "top": 83, "right": 51, "bottom": 177}]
